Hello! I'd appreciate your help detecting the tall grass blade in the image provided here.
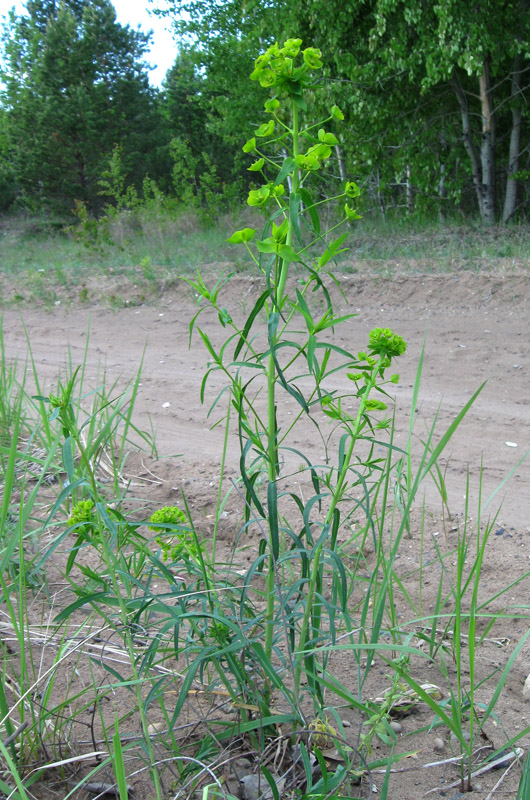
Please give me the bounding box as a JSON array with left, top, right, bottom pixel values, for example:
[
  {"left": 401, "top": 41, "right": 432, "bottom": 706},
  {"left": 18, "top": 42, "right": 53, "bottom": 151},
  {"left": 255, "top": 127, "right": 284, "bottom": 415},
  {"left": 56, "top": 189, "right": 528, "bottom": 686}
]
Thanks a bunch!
[{"left": 516, "top": 748, "right": 530, "bottom": 800}]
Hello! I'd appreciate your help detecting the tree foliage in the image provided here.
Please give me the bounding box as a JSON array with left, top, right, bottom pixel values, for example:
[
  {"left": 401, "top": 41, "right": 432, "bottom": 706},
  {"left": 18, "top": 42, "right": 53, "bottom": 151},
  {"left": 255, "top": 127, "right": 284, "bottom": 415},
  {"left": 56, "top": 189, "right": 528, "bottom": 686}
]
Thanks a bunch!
[
  {"left": 296, "top": 0, "right": 530, "bottom": 222},
  {"left": 0, "top": 0, "right": 529, "bottom": 223},
  {"left": 1, "top": 0, "right": 160, "bottom": 213},
  {"left": 165, "top": 0, "right": 530, "bottom": 222}
]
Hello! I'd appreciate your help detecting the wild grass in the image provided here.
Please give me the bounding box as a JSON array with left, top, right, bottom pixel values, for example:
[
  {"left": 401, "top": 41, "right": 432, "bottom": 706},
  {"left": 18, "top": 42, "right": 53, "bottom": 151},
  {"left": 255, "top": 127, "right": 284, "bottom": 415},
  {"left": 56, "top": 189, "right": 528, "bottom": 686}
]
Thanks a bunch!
[
  {"left": 1, "top": 317, "right": 530, "bottom": 799},
  {"left": 0, "top": 210, "right": 528, "bottom": 308},
  {"left": 0, "top": 210, "right": 247, "bottom": 308},
  {"left": 345, "top": 213, "right": 530, "bottom": 270}
]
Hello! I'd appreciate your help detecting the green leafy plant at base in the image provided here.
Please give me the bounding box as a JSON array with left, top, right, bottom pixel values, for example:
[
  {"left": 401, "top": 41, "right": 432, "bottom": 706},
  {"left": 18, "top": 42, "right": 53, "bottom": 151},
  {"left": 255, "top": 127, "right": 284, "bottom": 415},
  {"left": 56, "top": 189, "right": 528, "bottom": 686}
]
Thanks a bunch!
[
  {"left": 177, "top": 37, "right": 530, "bottom": 792},
  {"left": 178, "top": 37, "right": 407, "bottom": 759},
  {"left": 0, "top": 325, "right": 166, "bottom": 798},
  {"left": 37, "top": 375, "right": 164, "bottom": 800},
  {"left": 186, "top": 37, "right": 408, "bottom": 729}
]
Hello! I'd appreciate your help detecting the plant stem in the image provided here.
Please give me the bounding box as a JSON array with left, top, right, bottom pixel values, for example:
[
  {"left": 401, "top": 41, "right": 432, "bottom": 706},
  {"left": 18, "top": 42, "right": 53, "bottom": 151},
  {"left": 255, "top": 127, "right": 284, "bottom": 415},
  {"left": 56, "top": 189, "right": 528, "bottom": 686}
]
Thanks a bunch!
[
  {"left": 294, "top": 357, "right": 384, "bottom": 692},
  {"left": 212, "top": 402, "right": 231, "bottom": 566},
  {"left": 325, "top": 357, "right": 384, "bottom": 526},
  {"left": 277, "top": 102, "right": 299, "bottom": 301},
  {"left": 264, "top": 100, "right": 300, "bottom": 662}
]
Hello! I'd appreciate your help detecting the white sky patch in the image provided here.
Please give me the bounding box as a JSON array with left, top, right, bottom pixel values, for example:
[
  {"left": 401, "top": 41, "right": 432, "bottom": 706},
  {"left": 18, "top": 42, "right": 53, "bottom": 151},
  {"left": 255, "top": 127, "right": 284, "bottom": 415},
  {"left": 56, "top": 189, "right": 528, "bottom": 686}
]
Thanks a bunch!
[{"left": 110, "top": 0, "right": 177, "bottom": 85}]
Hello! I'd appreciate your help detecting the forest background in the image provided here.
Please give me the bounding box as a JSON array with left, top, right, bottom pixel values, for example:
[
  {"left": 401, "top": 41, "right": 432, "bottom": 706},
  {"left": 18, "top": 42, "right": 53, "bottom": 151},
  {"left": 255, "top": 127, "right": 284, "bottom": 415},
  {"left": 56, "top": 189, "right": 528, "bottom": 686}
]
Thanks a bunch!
[{"left": 0, "top": 0, "right": 529, "bottom": 230}]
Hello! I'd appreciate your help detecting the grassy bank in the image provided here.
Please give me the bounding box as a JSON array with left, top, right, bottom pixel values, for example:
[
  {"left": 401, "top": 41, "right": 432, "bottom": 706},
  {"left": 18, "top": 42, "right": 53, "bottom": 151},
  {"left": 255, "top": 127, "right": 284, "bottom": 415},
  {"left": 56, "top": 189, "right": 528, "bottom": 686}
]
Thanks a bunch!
[{"left": 0, "top": 210, "right": 528, "bottom": 308}]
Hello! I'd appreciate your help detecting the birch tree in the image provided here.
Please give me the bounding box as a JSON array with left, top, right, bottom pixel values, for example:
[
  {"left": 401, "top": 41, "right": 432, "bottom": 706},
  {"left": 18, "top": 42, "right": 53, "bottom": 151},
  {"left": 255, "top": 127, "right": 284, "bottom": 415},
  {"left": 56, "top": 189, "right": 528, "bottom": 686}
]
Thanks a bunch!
[
  {"left": 368, "top": 0, "right": 530, "bottom": 223},
  {"left": 300, "top": 0, "right": 530, "bottom": 222}
]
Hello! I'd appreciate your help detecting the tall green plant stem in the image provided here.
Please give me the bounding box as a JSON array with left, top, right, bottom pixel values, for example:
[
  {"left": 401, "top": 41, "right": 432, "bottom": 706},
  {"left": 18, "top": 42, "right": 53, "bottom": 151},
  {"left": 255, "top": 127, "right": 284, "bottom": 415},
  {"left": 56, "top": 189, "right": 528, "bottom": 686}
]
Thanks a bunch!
[
  {"left": 264, "top": 102, "right": 300, "bottom": 661},
  {"left": 294, "top": 358, "right": 384, "bottom": 689},
  {"left": 325, "top": 358, "right": 384, "bottom": 526},
  {"left": 277, "top": 102, "right": 300, "bottom": 300}
]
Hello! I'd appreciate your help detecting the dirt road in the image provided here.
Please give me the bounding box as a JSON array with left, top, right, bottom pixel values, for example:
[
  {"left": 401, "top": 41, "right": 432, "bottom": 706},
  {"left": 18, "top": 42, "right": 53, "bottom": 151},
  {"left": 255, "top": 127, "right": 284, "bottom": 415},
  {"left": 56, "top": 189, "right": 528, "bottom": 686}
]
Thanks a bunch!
[{"left": 3, "top": 271, "right": 528, "bottom": 530}]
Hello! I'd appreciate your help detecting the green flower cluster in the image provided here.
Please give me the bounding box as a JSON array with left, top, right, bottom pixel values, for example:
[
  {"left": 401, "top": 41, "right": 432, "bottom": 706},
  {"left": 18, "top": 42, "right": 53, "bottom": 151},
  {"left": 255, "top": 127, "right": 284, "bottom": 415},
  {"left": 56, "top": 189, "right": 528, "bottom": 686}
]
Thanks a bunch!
[
  {"left": 294, "top": 127, "right": 339, "bottom": 171},
  {"left": 49, "top": 393, "right": 64, "bottom": 410},
  {"left": 228, "top": 36, "right": 361, "bottom": 255},
  {"left": 247, "top": 183, "right": 285, "bottom": 207},
  {"left": 341, "top": 329, "right": 407, "bottom": 429},
  {"left": 157, "top": 534, "right": 201, "bottom": 564},
  {"left": 149, "top": 505, "right": 187, "bottom": 528},
  {"left": 368, "top": 328, "right": 407, "bottom": 360},
  {"left": 149, "top": 506, "right": 201, "bottom": 563},
  {"left": 250, "top": 38, "right": 322, "bottom": 93},
  {"left": 364, "top": 399, "right": 388, "bottom": 411},
  {"left": 210, "top": 621, "right": 231, "bottom": 646},
  {"left": 68, "top": 500, "right": 95, "bottom": 528}
]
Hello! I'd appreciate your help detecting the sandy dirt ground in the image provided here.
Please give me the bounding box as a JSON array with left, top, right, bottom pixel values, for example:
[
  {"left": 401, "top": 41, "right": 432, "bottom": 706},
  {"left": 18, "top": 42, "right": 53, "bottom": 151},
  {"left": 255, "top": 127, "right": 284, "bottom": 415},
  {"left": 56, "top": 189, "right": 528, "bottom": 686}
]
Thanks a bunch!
[
  {"left": 3, "top": 271, "right": 529, "bottom": 528},
  {"left": 2, "top": 268, "right": 530, "bottom": 799}
]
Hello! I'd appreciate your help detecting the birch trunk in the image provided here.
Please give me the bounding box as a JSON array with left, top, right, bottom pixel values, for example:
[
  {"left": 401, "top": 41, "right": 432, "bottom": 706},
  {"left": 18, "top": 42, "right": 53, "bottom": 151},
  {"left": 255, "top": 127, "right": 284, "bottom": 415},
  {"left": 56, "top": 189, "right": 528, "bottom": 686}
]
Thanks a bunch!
[
  {"left": 479, "top": 57, "right": 496, "bottom": 225},
  {"left": 406, "top": 164, "right": 413, "bottom": 214},
  {"left": 335, "top": 144, "right": 346, "bottom": 183},
  {"left": 502, "top": 54, "right": 523, "bottom": 223},
  {"left": 439, "top": 132, "right": 447, "bottom": 220},
  {"left": 451, "top": 62, "right": 496, "bottom": 225}
]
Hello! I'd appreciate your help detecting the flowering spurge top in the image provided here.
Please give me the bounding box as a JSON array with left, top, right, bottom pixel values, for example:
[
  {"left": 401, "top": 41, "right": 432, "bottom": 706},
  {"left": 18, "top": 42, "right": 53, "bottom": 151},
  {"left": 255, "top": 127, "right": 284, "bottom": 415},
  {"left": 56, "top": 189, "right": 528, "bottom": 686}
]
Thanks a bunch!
[
  {"left": 231, "top": 37, "right": 362, "bottom": 239},
  {"left": 250, "top": 38, "right": 323, "bottom": 95},
  {"left": 368, "top": 328, "right": 407, "bottom": 360}
]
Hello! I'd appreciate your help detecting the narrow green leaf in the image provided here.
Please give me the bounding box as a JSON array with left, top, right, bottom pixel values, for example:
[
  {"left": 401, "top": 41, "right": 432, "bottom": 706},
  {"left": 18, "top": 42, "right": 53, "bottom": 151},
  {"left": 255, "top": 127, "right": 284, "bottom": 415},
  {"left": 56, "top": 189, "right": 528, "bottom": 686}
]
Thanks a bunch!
[
  {"left": 267, "top": 317, "right": 309, "bottom": 412},
  {"left": 307, "top": 334, "right": 316, "bottom": 372},
  {"left": 300, "top": 187, "right": 320, "bottom": 235},
  {"left": 112, "top": 716, "right": 129, "bottom": 800},
  {"left": 96, "top": 501, "right": 119, "bottom": 546},
  {"left": 54, "top": 590, "right": 117, "bottom": 621},
  {"left": 318, "top": 232, "right": 349, "bottom": 269},
  {"left": 213, "top": 712, "right": 298, "bottom": 740},
  {"left": 517, "top": 749, "right": 530, "bottom": 800},
  {"left": 62, "top": 436, "right": 75, "bottom": 481},
  {"left": 482, "top": 627, "right": 530, "bottom": 724},
  {"left": 250, "top": 642, "right": 286, "bottom": 690},
  {"left": 167, "top": 648, "right": 216, "bottom": 731},
  {"left": 326, "top": 548, "right": 347, "bottom": 611},
  {"left": 420, "top": 382, "right": 486, "bottom": 481},
  {"left": 275, "top": 156, "right": 296, "bottom": 186},
  {"left": 197, "top": 328, "right": 220, "bottom": 362},
  {"left": 240, "top": 439, "right": 265, "bottom": 518},
  {"left": 261, "top": 766, "right": 280, "bottom": 800},
  {"left": 289, "top": 191, "right": 302, "bottom": 244},
  {"left": 294, "top": 289, "right": 315, "bottom": 331},
  {"left": 314, "top": 312, "right": 355, "bottom": 333},
  {"left": 43, "top": 476, "right": 88, "bottom": 528},
  {"left": 66, "top": 530, "right": 89, "bottom": 576},
  {"left": 234, "top": 289, "right": 269, "bottom": 360},
  {"left": 0, "top": 399, "right": 20, "bottom": 544},
  {"left": 267, "top": 480, "right": 279, "bottom": 558},
  {"left": 0, "top": 738, "right": 32, "bottom": 800}
]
